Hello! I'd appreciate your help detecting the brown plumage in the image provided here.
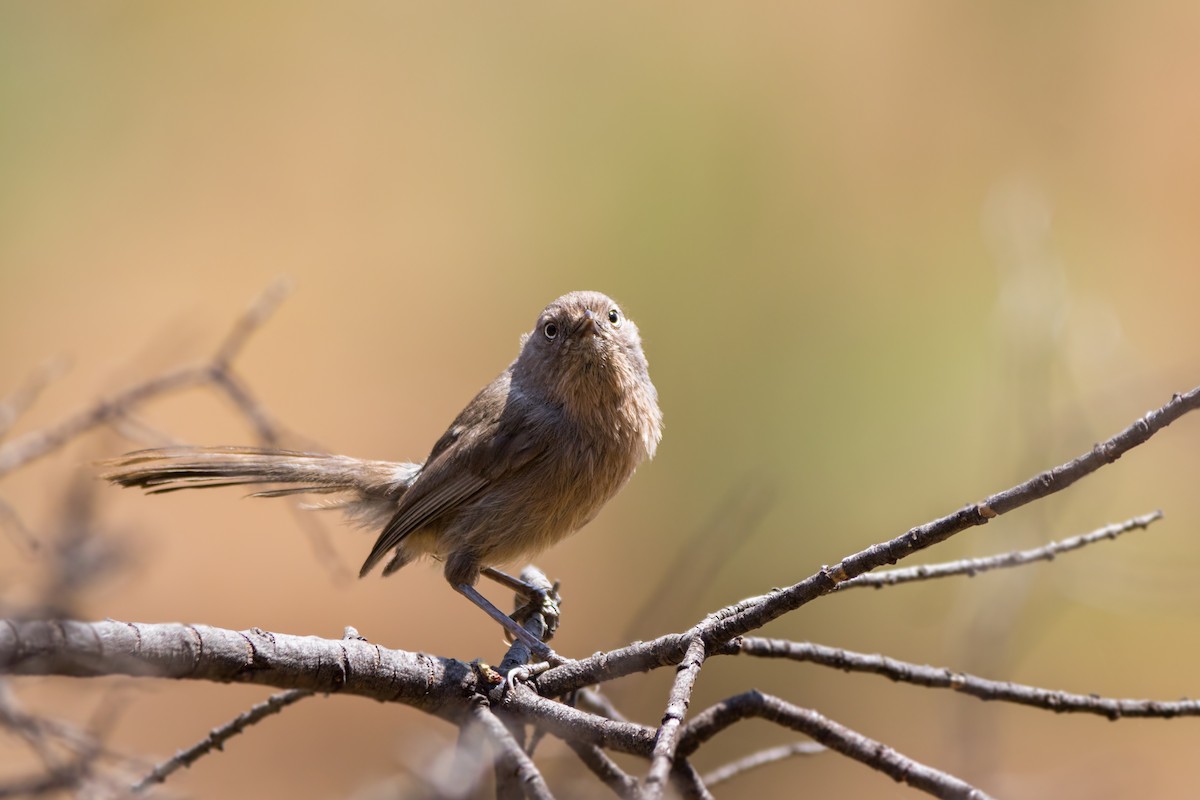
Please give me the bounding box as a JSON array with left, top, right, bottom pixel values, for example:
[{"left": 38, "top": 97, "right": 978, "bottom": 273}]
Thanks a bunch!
[{"left": 102, "top": 291, "right": 662, "bottom": 650}]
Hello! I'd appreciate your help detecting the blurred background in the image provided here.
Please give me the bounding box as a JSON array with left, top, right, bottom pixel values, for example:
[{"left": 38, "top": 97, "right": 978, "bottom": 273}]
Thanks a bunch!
[{"left": 2, "top": 3, "right": 1200, "bottom": 797}]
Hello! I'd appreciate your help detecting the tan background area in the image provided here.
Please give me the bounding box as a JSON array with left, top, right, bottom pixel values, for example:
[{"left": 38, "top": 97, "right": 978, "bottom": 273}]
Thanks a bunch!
[{"left": 3, "top": 4, "right": 1200, "bottom": 798}]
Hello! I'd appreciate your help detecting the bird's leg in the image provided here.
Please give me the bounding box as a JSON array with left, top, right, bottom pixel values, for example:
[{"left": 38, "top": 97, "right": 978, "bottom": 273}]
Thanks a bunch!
[
  {"left": 481, "top": 566, "right": 538, "bottom": 596},
  {"left": 454, "top": 582, "right": 564, "bottom": 665},
  {"left": 481, "top": 566, "right": 561, "bottom": 641}
]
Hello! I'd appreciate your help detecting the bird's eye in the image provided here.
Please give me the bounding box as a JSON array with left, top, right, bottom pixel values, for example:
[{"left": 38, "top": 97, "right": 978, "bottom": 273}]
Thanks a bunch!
[
  {"left": 608, "top": 308, "right": 622, "bottom": 326},
  {"left": 543, "top": 322, "right": 558, "bottom": 340}
]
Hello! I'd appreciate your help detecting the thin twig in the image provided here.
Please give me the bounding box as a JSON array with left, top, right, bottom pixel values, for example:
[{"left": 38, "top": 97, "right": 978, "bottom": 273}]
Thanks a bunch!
[
  {"left": 836, "top": 511, "right": 1163, "bottom": 590},
  {"left": 495, "top": 749, "right": 525, "bottom": 800},
  {"left": 40, "top": 477, "right": 129, "bottom": 618},
  {"left": 643, "top": 634, "right": 707, "bottom": 799},
  {"left": 193, "top": 276, "right": 296, "bottom": 446},
  {"left": 0, "top": 357, "right": 69, "bottom": 442},
  {"left": 702, "top": 741, "right": 825, "bottom": 788},
  {"left": 104, "top": 410, "right": 184, "bottom": 449},
  {"left": 0, "top": 681, "right": 131, "bottom": 798},
  {"left": 574, "top": 687, "right": 630, "bottom": 724},
  {"left": 502, "top": 685, "right": 655, "bottom": 757},
  {"left": 469, "top": 704, "right": 554, "bottom": 800},
  {"left": 563, "top": 740, "right": 639, "bottom": 800},
  {"left": 0, "top": 681, "right": 69, "bottom": 772},
  {"left": 727, "top": 637, "right": 1200, "bottom": 719},
  {"left": 0, "top": 681, "right": 127, "bottom": 768},
  {"left": 132, "top": 688, "right": 313, "bottom": 792},
  {"left": 0, "top": 496, "right": 38, "bottom": 555},
  {"left": 209, "top": 369, "right": 285, "bottom": 447},
  {"left": 668, "top": 759, "right": 714, "bottom": 800},
  {"left": 678, "top": 691, "right": 993, "bottom": 800},
  {"left": 450, "top": 708, "right": 494, "bottom": 798},
  {"left": 0, "top": 756, "right": 98, "bottom": 798},
  {"left": 211, "top": 277, "right": 292, "bottom": 370}
]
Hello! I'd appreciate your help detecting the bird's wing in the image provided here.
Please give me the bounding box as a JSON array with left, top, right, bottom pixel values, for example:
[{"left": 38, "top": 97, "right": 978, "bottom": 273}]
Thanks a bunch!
[{"left": 358, "top": 372, "right": 552, "bottom": 576}]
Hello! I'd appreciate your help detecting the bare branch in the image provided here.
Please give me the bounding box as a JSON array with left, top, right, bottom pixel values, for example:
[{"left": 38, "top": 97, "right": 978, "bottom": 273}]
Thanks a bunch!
[
  {"left": 450, "top": 709, "right": 496, "bottom": 799},
  {"left": 678, "top": 691, "right": 993, "bottom": 800},
  {"left": 103, "top": 409, "right": 184, "bottom": 449},
  {"left": 534, "top": 386, "right": 1200, "bottom": 698},
  {"left": 209, "top": 369, "right": 287, "bottom": 446},
  {"left": 0, "top": 357, "right": 68, "bottom": 442},
  {"left": 643, "top": 634, "right": 707, "bottom": 799},
  {"left": 211, "top": 277, "right": 293, "bottom": 370},
  {"left": 0, "top": 681, "right": 75, "bottom": 773},
  {"left": 132, "top": 688, "right": 313, "bottom": 792},
  {"left": 728, "top": 637, "right": 1200, "bottom": 720},
  {"left": 0, "top": 619, "right": 477, "bottom": 719},
  {"left": 0, "top": 679, "right": 128, "bottom": 798},
  {"left": 836, "top": 511, "right": 1163, "bottom": 590},
  {"left": 0, "top": 681, "right": 126, "bottom": 767},
  {"left": 563, "top": 739, "right": 639, "bottom": 799},
  {"left": 668, "top": 759, "right": 713, "bottom": 800},
  {"left": 702, "top": 741, "right": 825, "bottom": 788},
  {"left": 574, "top": 687, "right": 630, "bottom": 723},
  {"left": 469, "top": 703, "right": 554, "bottom": 800},
  {"left": 699, "top": 387, "right": 1200, "bottom": 646},
  {"left": 0, "top": 758, "right": 97, "bottom": 799},
  {"left": 0, "top": 496, "right": 37, "bottom": 555},
  {"left": 501, "top": 685, "right": 655, "bottom": 757}
]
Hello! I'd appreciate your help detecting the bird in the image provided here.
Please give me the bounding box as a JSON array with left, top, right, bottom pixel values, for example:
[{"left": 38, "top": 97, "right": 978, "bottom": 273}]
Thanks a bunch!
[{"left": 101, "top": 291, "right": 662, "bottom": 659}]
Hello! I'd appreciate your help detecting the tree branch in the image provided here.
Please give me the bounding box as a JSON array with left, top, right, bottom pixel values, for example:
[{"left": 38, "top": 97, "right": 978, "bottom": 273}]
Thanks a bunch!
[
  {"left": 132, "top": 688, "right": 313, "bottom": 792},
  {"left": 678, "top": 691, "right": 993, "bottom": 799},
  {"left": 728, "top": 637, "right": 1200, "bottom": 719},
  {"left": 836, "top": 511, "right": 1163, "bottom": 590},
  {"left": 668, "top": 759, "right": 713, "bottom": 800},
  {"left": 0, "top": 358, "right": 68, "bottom": 443},
  {"left": 643, "top": 633, "right": 707, "bottom": 799},
  {"left": 0, "top": 620, "right": 477, "bottom": 719},
  {"left": 701, "top": 741, "right": 824, "bottom": 788},
  {"left": 469, "top": 703, "right": 554, "bottom": 800},
  {"left": 533, "top": 386, "right": 1200, "bottom": 698},
  {"left": 563, "top": 739, "right": 639, "bottom": 799},
  {"left": 500, "top": 685, "right": 655, "bottom": 758}
]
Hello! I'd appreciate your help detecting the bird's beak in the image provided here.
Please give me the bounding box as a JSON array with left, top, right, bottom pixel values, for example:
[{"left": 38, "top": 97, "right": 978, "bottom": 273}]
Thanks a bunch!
[{"left": 577, "top": 308, "right": 605, "bottom": 338}]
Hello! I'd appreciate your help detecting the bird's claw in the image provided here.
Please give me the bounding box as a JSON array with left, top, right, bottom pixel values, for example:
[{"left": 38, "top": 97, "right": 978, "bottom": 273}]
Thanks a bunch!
[
  {"left": 505, "top": 660, "right": 552, "bottom": 691},
  {"left": 508, "top": 585, "right": 561, "bottom": 642}
]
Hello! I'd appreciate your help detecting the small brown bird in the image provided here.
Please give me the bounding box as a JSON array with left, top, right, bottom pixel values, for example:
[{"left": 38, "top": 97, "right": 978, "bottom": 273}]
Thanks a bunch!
[{"left": 102, "top": 291, "right": 662, "bottom": 657}]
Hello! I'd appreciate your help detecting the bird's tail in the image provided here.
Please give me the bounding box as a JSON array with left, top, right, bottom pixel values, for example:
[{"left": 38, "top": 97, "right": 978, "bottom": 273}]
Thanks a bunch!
[{"left": 100, "top": 446, "right": 420, "bottom": 527}]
